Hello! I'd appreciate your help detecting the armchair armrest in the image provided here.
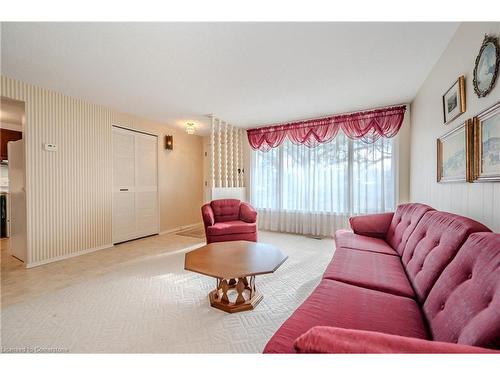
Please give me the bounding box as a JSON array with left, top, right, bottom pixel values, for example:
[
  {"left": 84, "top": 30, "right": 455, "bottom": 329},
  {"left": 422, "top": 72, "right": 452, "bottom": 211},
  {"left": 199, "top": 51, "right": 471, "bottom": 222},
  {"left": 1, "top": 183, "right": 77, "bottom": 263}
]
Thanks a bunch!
[
  {"left": 294, "top": 326, "right": 498, "bottom": 354},
  {"left": 240, "top": 202, "right": 257, "bottom": 223},
  {"left": 349, "top": 212, "right": 394, "bottom": 239},
  {"left": 201, "top": 204, "right": 215, "bottom": 227}
]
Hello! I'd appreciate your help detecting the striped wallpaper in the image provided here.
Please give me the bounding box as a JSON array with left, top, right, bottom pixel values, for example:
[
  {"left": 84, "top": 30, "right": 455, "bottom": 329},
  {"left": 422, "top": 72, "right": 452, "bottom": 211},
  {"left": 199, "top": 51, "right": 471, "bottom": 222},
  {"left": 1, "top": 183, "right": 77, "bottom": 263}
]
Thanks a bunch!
[{"left": 1, "top": 76, "right": 114, "bottom": 266}]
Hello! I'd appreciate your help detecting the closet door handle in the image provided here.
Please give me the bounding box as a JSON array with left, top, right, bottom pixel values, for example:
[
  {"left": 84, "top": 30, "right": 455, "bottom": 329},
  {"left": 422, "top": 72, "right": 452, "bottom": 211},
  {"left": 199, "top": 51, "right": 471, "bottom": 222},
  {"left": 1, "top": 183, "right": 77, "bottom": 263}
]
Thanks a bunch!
[{"left": 119, "top": 188, "right": 129, "bottom": 192}]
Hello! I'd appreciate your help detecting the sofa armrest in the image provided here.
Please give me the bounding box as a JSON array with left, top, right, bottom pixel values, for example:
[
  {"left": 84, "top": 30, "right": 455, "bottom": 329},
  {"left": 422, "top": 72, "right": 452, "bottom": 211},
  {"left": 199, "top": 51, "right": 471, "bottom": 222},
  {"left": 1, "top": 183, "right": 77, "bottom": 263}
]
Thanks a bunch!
[
  {"left": 349, "top": 212, "right": 394, "bottom": 239},
  {"left": 294, "top": 326, "right": 498, "bottom": 354},
  {"left": 240, "top": 202, "right": 257, "bottom": 223},
  {"left": 201, "top": 204, "right": 215, "bottom": 227}
]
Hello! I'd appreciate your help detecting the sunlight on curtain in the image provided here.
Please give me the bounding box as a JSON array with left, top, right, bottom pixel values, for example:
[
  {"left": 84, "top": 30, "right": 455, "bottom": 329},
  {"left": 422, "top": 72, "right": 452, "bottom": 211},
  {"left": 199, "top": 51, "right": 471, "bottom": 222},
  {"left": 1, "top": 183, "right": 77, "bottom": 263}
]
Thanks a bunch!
[{"left": 251, "top": 133, "right": 395, "bottom": 236}]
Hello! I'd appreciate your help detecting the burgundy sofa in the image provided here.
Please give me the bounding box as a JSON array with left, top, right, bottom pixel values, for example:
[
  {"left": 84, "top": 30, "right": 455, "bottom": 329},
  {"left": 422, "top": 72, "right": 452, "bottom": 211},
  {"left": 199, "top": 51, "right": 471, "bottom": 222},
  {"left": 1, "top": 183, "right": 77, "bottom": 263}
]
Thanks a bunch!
[
  {"left": 201, "top": 199, "right": 257, "bottom": 244},
  {"left": 263, "top": 203, "right": 500, "bottom": 353}
]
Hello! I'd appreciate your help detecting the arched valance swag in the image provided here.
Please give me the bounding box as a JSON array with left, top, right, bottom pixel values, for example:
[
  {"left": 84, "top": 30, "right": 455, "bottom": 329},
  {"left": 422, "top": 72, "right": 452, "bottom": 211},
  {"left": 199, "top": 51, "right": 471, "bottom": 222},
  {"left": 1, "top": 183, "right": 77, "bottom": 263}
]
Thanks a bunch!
[{"left": 247, "top": 105, "right": 406, "bottom": 151}]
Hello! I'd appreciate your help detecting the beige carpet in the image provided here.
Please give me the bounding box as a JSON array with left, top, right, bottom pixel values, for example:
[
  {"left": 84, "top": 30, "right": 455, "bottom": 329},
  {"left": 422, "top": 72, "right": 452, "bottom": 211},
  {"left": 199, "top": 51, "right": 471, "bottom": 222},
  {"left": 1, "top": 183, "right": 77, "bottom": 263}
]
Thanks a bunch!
[
  {"left": 1, "top": 231, "right": 334, "bottom": 353},
  {"left": 176, "top": 226, "right": 206, "bottom": 239}
]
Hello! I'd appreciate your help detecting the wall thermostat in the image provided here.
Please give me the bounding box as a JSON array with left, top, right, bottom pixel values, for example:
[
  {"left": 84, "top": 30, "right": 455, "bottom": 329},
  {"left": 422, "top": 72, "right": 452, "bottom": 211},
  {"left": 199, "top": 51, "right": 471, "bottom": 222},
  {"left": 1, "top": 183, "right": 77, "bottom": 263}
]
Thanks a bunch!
[{"left": 44, "top": 143, "right": 57, "bottom": 152}]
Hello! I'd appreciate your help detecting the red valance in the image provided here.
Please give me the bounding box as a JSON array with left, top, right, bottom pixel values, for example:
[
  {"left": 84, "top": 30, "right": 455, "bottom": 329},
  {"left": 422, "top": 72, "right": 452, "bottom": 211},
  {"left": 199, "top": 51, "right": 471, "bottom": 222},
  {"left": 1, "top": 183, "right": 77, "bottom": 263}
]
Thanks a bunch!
[{"left": 247, "top": 105, "right": 406, "bottom": 151}]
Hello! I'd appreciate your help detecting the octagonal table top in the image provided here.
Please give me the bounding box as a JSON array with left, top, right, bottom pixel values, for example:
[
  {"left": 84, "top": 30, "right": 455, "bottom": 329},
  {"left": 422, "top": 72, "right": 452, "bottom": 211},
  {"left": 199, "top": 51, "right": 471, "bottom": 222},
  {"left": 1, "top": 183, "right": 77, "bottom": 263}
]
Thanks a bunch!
[{"left": 184, "top": 241, "right": 288, "bottom": 279}]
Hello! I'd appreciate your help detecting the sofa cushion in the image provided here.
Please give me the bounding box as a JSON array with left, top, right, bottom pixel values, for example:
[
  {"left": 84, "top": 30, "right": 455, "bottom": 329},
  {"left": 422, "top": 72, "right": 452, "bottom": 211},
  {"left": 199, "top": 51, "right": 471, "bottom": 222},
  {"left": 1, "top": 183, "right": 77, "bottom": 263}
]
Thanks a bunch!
[
  {"left": 349, "top": 212, "right": 394, "bottom": 239},
  {"left": 423, "top": 233, "right": 500, "bottom": 349},
  {"left": 206, "top": 220, "right": 256, "bottom": 236},
  {"left": 401, "top": 211, "right": 490, "bottom": 303},
  {"left": 323, "top": 247, "right": 414, "bottom": 298},
  {"left": 210, "top": 199, "right": 241, "bottom": 222},
  {"left": 263, "top": 279, "right": 428, "bottom": 353},
  {"left": 385, "top": 203, "right": 434, "bottom": 256},
  {"left": 335, "top": 230, "right": 398, "bottom": 256},
  {"left": 293, "top": 326, "right": 498, "bottom": 354}
]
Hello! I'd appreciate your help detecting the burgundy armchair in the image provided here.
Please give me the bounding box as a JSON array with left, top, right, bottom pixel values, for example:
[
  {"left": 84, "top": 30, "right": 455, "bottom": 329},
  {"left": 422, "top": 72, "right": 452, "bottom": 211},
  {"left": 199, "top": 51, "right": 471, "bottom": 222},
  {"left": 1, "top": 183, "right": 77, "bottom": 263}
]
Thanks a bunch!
[{"left": 201, "top": 199, "right": 258, "bottom": 244}]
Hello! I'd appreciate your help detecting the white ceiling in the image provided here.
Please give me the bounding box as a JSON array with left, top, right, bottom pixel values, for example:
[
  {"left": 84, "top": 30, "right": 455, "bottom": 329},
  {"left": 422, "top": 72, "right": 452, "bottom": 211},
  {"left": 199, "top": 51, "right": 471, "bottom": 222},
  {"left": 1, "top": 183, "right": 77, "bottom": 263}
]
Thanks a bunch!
[{"left": 1, "top": 22, "right": 458, "bottom": 134}]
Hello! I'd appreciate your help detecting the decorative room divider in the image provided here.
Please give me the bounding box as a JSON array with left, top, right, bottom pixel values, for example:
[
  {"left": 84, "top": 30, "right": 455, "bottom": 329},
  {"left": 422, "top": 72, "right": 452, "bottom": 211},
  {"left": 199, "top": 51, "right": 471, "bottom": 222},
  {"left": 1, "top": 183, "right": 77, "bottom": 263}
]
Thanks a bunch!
[{"left": 207, "top": 115, "right": 246, "bottom": 201}]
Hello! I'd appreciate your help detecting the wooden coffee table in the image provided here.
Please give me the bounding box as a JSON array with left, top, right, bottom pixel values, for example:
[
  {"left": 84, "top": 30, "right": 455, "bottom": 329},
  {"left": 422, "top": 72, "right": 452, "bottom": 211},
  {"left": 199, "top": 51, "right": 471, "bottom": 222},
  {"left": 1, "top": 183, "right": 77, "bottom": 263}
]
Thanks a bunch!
[{"left": 184, "top": 241, "right": 288, "bottom": 313}]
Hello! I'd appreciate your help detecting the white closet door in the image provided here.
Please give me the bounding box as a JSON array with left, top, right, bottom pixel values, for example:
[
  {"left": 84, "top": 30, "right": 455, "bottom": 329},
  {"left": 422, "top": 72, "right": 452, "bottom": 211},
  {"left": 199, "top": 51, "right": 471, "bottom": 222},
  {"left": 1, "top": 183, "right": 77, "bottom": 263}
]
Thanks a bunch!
[
  {"left": 113, "top": 127, "right": 158, "bottom": 243},
  {"left": 134, "top": 132, "right": 159, "bottom": 237}
]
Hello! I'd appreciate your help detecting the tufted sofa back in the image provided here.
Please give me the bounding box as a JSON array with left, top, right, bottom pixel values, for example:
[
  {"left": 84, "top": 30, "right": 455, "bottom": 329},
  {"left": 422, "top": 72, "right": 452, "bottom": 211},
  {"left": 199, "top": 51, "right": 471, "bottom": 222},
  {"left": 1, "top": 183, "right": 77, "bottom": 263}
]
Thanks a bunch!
[
  {"left": 423, "top": 233, "right": 500, "bottom": 349},
  {"left": 210, "top": 199, "right": 241, "bottom": 222},
  {"left": 401, "top": 211, "right": 490, "bottom": 303},
  {"left": 385, "top": 203, "right": 434, "bottom": 255}
]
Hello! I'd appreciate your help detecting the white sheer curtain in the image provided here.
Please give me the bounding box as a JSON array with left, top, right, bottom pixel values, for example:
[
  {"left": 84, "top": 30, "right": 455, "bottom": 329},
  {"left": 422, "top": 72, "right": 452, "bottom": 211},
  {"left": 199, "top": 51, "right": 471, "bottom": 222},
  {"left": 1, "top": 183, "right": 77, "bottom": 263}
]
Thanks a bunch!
[{"left": 251, "top": 132, "right": 396, "bottom": 236}]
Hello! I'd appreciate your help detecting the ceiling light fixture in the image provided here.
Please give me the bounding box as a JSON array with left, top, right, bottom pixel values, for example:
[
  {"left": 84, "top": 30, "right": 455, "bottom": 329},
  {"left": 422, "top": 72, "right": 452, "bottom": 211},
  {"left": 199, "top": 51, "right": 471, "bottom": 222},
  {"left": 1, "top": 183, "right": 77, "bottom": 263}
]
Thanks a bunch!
[{"left": 186, "top": 122, "right": 196, "bottom": 135}]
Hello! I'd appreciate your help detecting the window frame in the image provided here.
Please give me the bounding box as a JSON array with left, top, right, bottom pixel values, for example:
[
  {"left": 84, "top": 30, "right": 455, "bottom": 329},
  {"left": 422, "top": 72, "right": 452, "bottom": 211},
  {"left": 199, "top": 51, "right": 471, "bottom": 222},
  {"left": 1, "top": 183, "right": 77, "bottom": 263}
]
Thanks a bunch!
[{"left": 251, "top": 135, "right": 398, "bottom": 215}]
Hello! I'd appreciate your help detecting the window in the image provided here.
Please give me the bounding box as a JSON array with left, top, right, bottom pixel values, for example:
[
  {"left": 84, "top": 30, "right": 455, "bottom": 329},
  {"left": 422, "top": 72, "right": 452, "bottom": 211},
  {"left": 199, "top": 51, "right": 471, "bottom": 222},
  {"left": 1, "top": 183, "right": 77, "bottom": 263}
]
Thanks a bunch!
[{"left": 251, "top": 133, "right": 396, "bottom": 235}]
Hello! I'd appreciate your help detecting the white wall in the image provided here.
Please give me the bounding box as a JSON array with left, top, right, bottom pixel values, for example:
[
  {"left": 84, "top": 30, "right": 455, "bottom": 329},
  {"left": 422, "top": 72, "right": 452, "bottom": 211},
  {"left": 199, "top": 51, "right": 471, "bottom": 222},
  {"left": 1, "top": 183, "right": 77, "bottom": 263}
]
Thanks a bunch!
[
  {"left": 395, "top": 107, "right": 411, "bottom": 204},
  {"left": 410, "top": 22, "right": 500, "bottom": 232}
]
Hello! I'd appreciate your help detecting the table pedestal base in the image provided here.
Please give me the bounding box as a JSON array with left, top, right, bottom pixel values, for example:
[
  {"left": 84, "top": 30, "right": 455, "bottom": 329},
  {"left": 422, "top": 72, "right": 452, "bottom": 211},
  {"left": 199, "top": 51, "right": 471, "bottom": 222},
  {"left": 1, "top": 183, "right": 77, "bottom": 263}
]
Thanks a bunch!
[{"left": 209, "top": 276, "right": 263, "bottom": 313}]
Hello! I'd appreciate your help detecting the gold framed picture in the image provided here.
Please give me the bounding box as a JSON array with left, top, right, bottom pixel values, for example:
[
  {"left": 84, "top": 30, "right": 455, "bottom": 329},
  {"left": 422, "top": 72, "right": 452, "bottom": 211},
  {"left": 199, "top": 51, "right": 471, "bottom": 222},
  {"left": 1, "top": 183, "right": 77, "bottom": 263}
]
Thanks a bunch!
[
  {"left": 442, "top": 75, "right": 466, "bottom": 124},
  {"left": 437, "top": 120, "right": 473, "bottom": 183},
  {"left": 472, "top": 101, "right": 500, "bottom": 182}
]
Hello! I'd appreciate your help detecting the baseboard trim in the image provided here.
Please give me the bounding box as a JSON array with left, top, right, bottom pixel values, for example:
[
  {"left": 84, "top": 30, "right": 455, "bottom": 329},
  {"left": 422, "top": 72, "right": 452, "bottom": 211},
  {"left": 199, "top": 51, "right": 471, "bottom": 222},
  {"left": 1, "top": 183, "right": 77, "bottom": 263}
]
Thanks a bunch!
[
  {"left": 159, "top": 222, "right": 203, "bottom": 236},
  {"left": 26, "top": 243, "right": 113, "bottom": 268}
]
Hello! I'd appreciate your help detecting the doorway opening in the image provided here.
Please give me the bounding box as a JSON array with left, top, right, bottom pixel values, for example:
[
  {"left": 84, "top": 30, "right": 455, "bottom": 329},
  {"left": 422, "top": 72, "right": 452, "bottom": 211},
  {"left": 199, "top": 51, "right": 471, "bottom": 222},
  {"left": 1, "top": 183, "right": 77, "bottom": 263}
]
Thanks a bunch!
[{"left": 1, "top": 96, "right": 27, "bottom": 264}]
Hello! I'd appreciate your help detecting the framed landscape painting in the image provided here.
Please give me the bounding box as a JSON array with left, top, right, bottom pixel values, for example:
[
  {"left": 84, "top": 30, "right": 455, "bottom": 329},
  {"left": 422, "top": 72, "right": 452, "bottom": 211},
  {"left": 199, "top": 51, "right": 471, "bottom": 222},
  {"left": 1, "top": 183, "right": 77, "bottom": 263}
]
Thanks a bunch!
[
  {"left": 437, "top": 121, "right": 473, "bottom": 183},
  {"left": 442, "top": 76, "right": 466, "bottom": 124},
  {"left": 472, "top": 101, "right": 500, "bottom": 181}
]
